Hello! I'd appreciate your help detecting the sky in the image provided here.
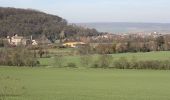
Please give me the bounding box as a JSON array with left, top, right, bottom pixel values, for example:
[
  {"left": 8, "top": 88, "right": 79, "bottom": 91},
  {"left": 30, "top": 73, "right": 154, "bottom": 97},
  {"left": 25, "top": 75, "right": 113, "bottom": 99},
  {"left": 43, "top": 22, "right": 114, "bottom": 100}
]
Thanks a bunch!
[{"left": 0, "top": 0, "right": 170, "bottom": 23}]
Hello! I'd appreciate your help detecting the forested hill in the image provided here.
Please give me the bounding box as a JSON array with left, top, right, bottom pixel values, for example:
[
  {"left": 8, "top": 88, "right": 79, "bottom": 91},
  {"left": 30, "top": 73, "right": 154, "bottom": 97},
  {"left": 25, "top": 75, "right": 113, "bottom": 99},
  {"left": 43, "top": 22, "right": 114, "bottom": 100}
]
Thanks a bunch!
[{"left": 0, "top": 7, "right": 99, "bottom": 42}]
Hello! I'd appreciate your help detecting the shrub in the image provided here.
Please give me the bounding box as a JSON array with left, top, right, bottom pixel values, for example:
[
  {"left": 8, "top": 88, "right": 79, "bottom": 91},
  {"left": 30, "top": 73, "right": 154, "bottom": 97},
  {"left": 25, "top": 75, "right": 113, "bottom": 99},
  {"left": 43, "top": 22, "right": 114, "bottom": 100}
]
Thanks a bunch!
[
  {"left": 92, "top": 63, "right": 99, "bottom": 68},
  {"left": 66, "top": 62, "right": 77, "bottom": 68},
  {"left": 130, "top": 56, "right": 138, "bottom": 69},
  {"left": 92, "top": 55, "right": 113, "bottom": 68},
  {"left": 38, "top": 48, "right": 45, "bottom": 58},
  {"left": 95, "top": 44, "right": 116, "bottom": 54},
  {"left": 114, "top": 57, "right": 130, "bottom": 69},
  {"left": 0, "top": 38, "right": 4, "bottom": 47},
  {"left": 0, "top": 47, "right": 39, "bottom": 67},
  {"left": 112, "top": 56, "right": 170, "bottom": 70},
  {"left": 77, "top": 44, "right": 93, "bottom": 55}
]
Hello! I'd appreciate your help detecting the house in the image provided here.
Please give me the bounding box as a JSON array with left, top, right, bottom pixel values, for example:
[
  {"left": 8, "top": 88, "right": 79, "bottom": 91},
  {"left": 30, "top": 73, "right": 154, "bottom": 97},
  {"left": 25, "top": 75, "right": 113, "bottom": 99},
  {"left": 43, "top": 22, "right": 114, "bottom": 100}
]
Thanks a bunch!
[
  {"left": 7, "top": 34, "right": 27, "bottom": 46},
  {"left": 32, "top": 40, "right": 38, "bottom": 46},
  {"left": 63, "top": 42, "right": 86, "bottom": 48},
  {"left": 7, "top": 34, "right": 38, "bottom": 46}
]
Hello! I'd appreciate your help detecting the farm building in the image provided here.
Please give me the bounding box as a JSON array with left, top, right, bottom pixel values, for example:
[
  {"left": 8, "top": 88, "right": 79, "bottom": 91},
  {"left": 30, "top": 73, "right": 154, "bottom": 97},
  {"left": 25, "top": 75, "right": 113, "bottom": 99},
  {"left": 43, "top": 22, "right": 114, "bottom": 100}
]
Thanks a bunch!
[
  {"left": 7, "top": 34, "right": 27, "bottom": 46},
  {"left": 7, "top": 34, "right": 38, "bottom": 46},
  {"left": 63, "top": 42, "right": 86, "bottom": 48}
]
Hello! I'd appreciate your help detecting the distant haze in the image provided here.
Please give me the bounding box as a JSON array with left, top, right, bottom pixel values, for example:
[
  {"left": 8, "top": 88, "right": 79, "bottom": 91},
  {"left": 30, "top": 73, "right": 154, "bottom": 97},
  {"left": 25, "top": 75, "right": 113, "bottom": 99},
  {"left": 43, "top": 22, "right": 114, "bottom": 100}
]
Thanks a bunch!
[{"left": 76, "top": 22, "right": 170, "bottom": 33}]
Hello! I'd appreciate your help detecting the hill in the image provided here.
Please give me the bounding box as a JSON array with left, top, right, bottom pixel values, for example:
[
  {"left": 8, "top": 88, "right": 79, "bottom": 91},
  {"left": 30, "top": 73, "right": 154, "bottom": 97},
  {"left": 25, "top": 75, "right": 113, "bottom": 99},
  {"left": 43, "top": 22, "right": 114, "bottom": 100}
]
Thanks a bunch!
[{"left": 0, "top": 7, "right": 99, "bottom": 42}]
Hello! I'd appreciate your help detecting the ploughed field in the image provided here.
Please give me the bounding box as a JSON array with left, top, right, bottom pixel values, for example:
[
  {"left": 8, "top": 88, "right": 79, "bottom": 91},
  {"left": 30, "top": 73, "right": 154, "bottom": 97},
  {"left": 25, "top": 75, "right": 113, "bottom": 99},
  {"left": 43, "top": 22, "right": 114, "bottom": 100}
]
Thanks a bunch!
[{"left": 1, "top": 67, "right": 170, "bottom": 100}]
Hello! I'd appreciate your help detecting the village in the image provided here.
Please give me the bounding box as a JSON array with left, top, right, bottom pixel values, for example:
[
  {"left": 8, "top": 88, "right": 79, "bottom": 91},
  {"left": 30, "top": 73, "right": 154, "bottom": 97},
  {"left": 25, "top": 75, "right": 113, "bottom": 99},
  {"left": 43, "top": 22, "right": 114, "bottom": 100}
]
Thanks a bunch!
[
  {"left": 2, "top": 31, "right": 169, "bottom": 48},
  {"left": 1, "top": 1, "right": 170, "bottom": 100}
]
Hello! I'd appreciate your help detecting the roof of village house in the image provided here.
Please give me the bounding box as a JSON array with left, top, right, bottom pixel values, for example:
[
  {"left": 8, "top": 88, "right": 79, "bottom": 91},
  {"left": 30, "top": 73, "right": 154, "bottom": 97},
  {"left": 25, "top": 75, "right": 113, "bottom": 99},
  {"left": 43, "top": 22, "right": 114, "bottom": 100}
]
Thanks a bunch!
[{"left": 11, "top": 34, "right": 24, "bottom": 39}]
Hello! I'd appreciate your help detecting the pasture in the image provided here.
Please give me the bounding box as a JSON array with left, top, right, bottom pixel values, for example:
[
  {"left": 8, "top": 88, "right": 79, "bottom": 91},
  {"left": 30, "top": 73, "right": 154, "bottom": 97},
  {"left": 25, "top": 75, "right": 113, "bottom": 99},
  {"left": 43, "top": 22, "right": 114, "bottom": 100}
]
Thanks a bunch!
[
  {"left": 1, "top": 67, "right": 170, "bottom": 100},
  {"left": 1, "top": 51, "right": 170, "bottom": 100},
  {"left": 39, "top": 51, "right": 170, "bottom": 67}
]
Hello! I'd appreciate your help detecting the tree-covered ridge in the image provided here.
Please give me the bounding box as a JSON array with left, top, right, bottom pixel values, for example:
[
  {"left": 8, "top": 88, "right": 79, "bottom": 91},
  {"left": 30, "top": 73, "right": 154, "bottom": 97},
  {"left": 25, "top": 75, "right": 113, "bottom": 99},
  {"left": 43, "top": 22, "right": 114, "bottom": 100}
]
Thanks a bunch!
[{"left": 0, "top": 7, "right": 99, "bottom": 42}]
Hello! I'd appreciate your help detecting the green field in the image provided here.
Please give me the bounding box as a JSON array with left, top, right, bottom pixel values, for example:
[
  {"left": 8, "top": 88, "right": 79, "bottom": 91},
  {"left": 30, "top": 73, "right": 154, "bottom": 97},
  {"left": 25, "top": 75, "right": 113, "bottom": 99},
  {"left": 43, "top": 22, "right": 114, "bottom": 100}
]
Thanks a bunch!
[
  {"left": 1, "top": 51, "right": 170, "bottom": 100},
  {"left": 1, "top": 67, "right": 170, "bottom": 100},
  {"left": 40, "top": 51, "right": 170, "bottom": 67}
]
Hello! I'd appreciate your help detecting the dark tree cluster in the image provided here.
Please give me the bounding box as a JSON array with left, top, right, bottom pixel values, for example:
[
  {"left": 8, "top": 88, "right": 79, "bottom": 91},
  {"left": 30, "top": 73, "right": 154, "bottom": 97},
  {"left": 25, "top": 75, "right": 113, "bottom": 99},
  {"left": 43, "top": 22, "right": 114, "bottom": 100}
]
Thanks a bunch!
[
  {"left": 0, "top": 7, "right": 100, "bottom": 42},
  {"left": 88, "top": 34, "right": 170, "bottom": 54},
  {"left": 0, "top": 7, "right": 66, "bottom": 41}
]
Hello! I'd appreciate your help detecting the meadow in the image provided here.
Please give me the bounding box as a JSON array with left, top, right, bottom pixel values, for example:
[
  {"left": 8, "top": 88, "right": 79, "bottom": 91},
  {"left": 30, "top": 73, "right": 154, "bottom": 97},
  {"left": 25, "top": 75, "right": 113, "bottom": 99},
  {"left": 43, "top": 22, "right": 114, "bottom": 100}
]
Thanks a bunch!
[
  {"left": 1, "top": 51, "right": 170, "bottom": 100},
  {"left": 1, "top": 67, "right": 170, "bottom": 100},
  {"left": 40, "top": 51, "right": 170, "bottom": 67}
]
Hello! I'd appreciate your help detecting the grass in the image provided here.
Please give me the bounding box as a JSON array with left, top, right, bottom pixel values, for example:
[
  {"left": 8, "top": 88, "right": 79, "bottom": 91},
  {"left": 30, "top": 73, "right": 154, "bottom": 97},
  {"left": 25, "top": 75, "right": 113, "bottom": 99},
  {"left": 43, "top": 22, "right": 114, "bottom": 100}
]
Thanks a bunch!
[
  {"left": 39, "top": 51, "right": 170, "bottom": 67},
  {"left": 1, "top": 51, "right": 170, "bottom": 100},
  {"left": 0, "top": 67, "right": 170, "bottom": 100},
  {"left": 111, "top": 51, "right": 170, "bottom": 60}
]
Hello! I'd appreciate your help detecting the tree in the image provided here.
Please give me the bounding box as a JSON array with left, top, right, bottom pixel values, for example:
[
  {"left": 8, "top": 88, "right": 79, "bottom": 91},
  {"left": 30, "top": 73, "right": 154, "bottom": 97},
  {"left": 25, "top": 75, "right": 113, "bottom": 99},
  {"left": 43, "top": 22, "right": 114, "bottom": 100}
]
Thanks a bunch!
[
  {"left": 78, "top": 44, "right": 93, "bottom": 55},
  {"left": 59, "top": 30, "right": 65, "bottom": 43},
  {"left": 0, "top": 47, "right": 39, "bottom": 67},
  {"left": 156, "top": 36, "right": 165, "bottom": 51},
  {"left": 38, "top": 48, "right": 45, "bottom": 58},
  {"left": 93, "top": 55, "right": 113, "bottom": 68},
  {"left": 0, "top": 38, "right": 4, "bottom": 47},
  {"left": 0, "top": 7, "right": 100, "bottom": 41}
]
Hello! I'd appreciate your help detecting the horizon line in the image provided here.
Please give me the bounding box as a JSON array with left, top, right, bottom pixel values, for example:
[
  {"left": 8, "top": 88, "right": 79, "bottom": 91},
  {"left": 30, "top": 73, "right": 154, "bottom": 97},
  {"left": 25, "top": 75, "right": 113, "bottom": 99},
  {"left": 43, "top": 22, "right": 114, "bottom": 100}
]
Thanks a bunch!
[{"left": 71, "top": 21, "right": 170, "bottom": 24}]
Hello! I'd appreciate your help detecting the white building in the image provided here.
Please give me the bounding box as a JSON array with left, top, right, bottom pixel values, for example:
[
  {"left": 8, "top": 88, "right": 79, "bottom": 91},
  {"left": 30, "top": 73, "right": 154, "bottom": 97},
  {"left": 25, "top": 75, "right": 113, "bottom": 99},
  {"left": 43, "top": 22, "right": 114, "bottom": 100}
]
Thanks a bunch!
[
  {"left": 7, "top": 34, "right": 26, "bottom": 46},
  {"left": 7, "top": 34, "right": 38, "bottom": 46}
]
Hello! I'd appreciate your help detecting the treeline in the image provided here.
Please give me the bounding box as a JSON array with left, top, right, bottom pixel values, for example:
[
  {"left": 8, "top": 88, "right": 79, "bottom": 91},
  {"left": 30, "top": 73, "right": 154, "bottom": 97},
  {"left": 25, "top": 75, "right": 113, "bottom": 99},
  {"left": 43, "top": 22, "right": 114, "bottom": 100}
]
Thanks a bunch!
[
  {"left": 114, "top": 59, "right": 170, "bottom": 70},
  {"left": 0, "top": 7, "right": 100, "bottom": 42},
  {"left": 77, "top": 34, "right": 170, "bottom": 54},
  {"left": 91, "top": 55, "right": 170, "bottom": 70},
  {"left": 0, "top": 47, "right": 39, "bottom": 66},
  {"left": 52, "top": 55, "right": 170, "bottom": 70}
]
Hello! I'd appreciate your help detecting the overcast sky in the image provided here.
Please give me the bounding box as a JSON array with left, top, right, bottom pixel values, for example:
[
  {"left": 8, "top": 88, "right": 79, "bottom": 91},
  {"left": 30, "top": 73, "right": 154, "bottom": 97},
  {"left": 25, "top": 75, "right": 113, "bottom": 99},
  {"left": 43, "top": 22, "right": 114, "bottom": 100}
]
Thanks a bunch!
[{"left": 0, "top": 0, "right": 170, "bottom": 23}]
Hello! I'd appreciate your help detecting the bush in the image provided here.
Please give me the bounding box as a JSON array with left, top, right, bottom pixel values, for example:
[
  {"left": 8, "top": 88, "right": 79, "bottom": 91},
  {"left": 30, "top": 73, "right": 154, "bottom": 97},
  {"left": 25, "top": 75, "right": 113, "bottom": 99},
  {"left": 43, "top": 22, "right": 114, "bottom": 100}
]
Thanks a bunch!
[
  {"left": 113, "top": 58, "right": 170, "bottom": 70},
  {"left": 129, "top": 56, "right": 138, "bottom": 69},
  {"left": 92, "top": 64, "right": 99, "bottom": 68},
  {"left": 95, "top": 44, "right": 116, "bottom": 54},
  {"left": 66, "top": 63, "right": 77, "bottom": 68},
  {"left": 77, "top": 44, "right": 93, "bottom": 55},
  {"left": 0, "top": 38, "right": 4, "bottom": 47},
  {"left": 38, "top": 48, "right": 45, "bottom": 58},
  {"left": 114, "top": 57, "right": 130, "bottom": 69},
  {"left": 0, "top": 47, "right": 39, "bottom": 67},
  {"left": 92, "top": 55, "right": 113, "bottom": 68}
]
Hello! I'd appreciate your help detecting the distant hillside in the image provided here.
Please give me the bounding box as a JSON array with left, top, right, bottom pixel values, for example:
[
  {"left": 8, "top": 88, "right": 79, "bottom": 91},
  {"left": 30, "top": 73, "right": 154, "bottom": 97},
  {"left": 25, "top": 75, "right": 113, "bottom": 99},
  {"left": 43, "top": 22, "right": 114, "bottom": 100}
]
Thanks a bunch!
[
  {"left": 76, "top": 22, "right": 170, "bottom": 33},
  {"left": 0, "top": 7, "right": 99, "bottom": 42}
]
